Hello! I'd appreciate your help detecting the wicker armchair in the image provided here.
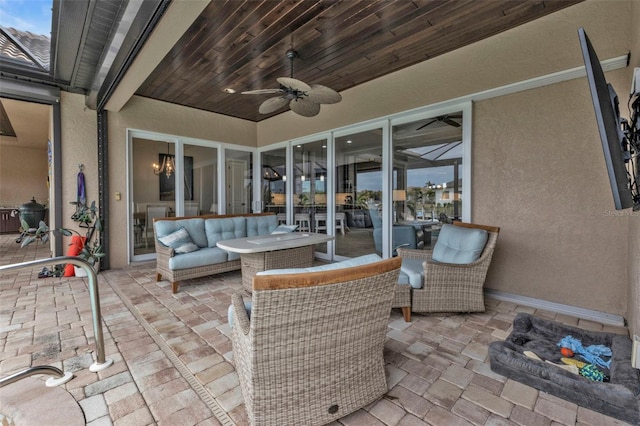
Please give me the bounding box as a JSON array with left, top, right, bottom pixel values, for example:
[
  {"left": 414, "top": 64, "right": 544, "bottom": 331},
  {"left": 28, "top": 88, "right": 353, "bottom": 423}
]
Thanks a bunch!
[
  {"left": 397, "top": 222, "right": 500, "bottom": 313},
  {"left": 230, "top": 257, "right": 402, "bottom": 426}
]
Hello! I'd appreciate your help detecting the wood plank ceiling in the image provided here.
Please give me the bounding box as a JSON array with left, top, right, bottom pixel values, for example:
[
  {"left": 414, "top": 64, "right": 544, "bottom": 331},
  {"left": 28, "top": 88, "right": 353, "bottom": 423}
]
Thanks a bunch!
[{"left": 136, "top": 0, "right": 583, "bottom": 122}]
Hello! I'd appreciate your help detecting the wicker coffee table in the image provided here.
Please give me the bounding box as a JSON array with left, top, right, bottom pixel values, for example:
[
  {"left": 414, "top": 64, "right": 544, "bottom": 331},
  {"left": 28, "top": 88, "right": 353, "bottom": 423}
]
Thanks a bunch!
[{"left": 217, "top": 233, "right": 334, "bottom": 293}]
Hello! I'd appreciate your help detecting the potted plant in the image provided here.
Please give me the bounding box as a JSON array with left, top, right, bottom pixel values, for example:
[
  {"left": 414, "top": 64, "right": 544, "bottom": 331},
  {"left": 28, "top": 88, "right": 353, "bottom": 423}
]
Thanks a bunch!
[
  {"left": 20, "top": 200, "right": 105, "bottom": 275},
  {"left": 67, "top": 200, "right": 104, "bottom": 274}
]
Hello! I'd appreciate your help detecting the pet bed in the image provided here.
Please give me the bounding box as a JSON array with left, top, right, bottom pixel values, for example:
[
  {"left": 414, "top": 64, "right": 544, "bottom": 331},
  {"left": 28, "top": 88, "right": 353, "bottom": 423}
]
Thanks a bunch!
[{"left": 489, "top": 313, "right": 640, "bottom": 424}]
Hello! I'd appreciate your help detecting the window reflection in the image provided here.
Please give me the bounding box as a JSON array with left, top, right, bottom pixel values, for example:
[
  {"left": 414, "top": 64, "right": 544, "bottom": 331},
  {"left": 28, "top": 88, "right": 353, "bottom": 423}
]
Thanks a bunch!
[
  {"left": 262, "top": 148, "right": 287, "bottom": 220},
  {"left": 393, "top": 112, "right": 464, "bottom": 247},
  {"left": 335, "top": 129, "right": 382, "bottom": 258}
]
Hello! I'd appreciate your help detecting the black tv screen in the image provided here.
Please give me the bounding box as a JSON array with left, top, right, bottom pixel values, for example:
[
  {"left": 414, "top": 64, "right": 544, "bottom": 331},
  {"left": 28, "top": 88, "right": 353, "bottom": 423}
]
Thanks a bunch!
[{"left": 578, "top": 27, "right": 634, "bottom": 210}]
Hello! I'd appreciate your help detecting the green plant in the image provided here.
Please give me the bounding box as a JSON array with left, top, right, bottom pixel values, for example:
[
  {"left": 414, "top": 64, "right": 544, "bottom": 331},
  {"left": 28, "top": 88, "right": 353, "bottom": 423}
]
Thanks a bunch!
[
  {"left": 67, "top": 201, "right": 104, "bottom": 266},
  {"left": 21, "top": 200, "right": 105, "bottom": 267}
]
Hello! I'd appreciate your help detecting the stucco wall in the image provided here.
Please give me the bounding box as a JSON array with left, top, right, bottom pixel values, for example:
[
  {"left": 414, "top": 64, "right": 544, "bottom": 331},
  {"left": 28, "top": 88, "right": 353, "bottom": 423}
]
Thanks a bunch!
[
  {"left": 0, "top": 144, "right": 49, "bottom": 208},
  {"left": 473, "top": 71, "right": 629, "bottom": 314},
  {"left": 0, "top": 99, "right": 50, "bottom": 208},
  {"left": 59, "top": 91, "right": 99, "bottom": 236}
]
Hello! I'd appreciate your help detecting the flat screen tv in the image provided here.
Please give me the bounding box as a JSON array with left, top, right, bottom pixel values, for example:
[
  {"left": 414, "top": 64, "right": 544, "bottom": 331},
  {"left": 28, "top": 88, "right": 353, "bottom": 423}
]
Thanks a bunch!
[{"left": 578, "top": 27, "right": 636, "bottom": 210}]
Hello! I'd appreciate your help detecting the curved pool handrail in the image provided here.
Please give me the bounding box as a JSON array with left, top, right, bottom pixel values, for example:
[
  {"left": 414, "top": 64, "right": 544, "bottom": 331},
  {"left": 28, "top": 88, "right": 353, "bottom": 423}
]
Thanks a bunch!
[
  {"left": 0, "top": 256, "right": 113, "bottom": 372},
  {"left": 0, "top": 365, "right": 73, "bottom": 388}
]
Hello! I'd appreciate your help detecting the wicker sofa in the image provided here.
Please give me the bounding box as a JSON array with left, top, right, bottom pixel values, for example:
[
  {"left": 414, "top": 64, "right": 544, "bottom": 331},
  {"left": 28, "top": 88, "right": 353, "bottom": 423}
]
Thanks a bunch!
[
  {"left": 153, "top": 213, "right": 278, "bottom": 293},
  {"left": 230, "top": 256, "right": 401, "bottom": 426}
]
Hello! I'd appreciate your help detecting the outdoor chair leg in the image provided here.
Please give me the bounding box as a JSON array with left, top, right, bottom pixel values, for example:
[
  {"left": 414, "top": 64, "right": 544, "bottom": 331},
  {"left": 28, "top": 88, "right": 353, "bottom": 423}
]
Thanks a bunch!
[
  {"left": 402, "top": 307, "right": 411, "bottom": 322},
  {"left": 156, "top": 273, "right": 162, "bottom": 282},
  {"left": 172, "top": 282, "right": 179, "bottom": 294}
]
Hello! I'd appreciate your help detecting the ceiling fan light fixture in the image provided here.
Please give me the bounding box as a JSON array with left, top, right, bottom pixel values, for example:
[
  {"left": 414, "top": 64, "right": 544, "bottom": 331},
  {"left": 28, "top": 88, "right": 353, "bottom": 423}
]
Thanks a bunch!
[{"left": 242, "top": 49, "right": 341, "bottom": 117}]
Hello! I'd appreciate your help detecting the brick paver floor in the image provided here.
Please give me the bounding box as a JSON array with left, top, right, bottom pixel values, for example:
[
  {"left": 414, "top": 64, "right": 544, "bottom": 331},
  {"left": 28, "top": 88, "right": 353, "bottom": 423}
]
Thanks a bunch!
[{"left": 0, "top": 235, "right": 632, "bottom": 425}]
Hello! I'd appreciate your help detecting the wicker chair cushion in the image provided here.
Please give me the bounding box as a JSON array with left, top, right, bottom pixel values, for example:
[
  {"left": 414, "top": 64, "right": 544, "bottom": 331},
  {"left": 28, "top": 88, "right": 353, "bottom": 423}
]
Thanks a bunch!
[
  {"left": 256, "top": 253, "right": 382, "bottom": 275},
  {"left": 205, "top": 217, "right": 246, "bottom": 247},
  {"left": 246, "top": 215, "right": 278, "bottom": 236},
  {"left": 168, "top": 246, "right": 229, "bottom": 270},
  {"left": 154, "top": 218, "right": 207, "bottom": 248},
  {"left": 432, "top": 224, "right": 488, "bottom": 264},
  {"left": 399, "top": 258, "right": 425, "bottom": 288},
  {"left": 397, "top": 270, "right": 410, "bottom": 286},
  {"left": 157, "top": 227, "right": 200, "bottom": 254}
]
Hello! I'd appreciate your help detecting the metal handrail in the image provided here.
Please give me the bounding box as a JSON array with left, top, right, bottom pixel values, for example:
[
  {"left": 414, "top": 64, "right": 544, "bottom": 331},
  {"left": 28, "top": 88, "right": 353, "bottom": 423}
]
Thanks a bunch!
[
  {"left": 0, "top": 256, "right": 113, "bottom": 372},
  {"left": 0, "top": 365, "right": 65, "bottom": 388}
]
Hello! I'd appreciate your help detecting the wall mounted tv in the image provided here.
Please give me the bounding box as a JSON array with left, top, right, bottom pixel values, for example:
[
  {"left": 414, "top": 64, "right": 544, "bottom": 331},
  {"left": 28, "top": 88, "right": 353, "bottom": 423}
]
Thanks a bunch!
[{"left": 578, "top": 27, "right": 639, "bottom": 211}]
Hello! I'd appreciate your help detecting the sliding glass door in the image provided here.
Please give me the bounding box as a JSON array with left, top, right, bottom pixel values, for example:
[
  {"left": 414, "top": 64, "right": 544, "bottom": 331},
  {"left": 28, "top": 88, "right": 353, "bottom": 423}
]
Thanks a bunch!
[
  {"left": 334, "top": 127, "right": 384, "bottom": 259},
  {"left": 392, "top": 109, "right": 467, "bottom": 248}
]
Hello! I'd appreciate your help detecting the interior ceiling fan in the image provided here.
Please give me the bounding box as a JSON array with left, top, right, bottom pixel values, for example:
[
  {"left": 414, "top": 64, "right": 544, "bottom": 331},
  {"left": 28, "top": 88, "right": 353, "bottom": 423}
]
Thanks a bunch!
[
  {"left": 416, "top": 114, "right": 462, "bottom": 130},
  {"left": 242, "top": 49, "right": 342, "bottom": 117}
]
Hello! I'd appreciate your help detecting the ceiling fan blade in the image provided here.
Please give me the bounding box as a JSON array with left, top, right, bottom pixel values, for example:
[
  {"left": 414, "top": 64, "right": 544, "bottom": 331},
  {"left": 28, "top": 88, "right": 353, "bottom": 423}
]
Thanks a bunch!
[
  {"left": 415, "top": 118, "right": 437, "bottom": 131},
  {"left": 276, "top": 77, "right": 311, "bottom": 92},
  {"left": 241, "top": 88, "right": 283, "bottom": 95},
  {"left": 289, "top": 98, "right": 320, "bottom": 117},
  {"left": 306, "top": 84, "right": 342, "bottom": 104},
  {"left": 443, "top": 118, "right": 461, "bottom": 127},
  {"left": 259, "top": 97, "right": 288, "bottom": 114}
]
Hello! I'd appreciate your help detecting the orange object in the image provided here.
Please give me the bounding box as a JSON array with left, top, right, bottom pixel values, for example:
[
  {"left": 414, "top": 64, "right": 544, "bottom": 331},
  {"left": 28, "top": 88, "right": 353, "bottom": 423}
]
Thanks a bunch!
[
  {"left": 561, "top": 347, "right": 574, "bottom": 357},
  {"left": 62, "top": 235, "right": 85, "bottom": 276}
]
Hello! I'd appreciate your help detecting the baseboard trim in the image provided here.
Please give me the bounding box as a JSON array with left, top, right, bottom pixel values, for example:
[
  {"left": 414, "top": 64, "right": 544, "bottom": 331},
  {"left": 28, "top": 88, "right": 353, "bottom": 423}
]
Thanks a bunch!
[{"left": 485, "top": 289, "right": 626, "bottom": 327}]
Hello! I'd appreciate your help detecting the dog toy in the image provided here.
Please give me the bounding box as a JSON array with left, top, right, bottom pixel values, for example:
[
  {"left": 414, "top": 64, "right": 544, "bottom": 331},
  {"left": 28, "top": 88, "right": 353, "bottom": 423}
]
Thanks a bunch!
[
  {"left": 579, "top": 364, "right": 609, "bottom": 382},
  {"left": 561, "top": 357, "right": 587, "bottom": 369},
  {"left": 557, "top": 335, "right": 611, "bottom": 369},
  {"left": 560, "top": 347, "right": 574, "bottom": 357},
  {"left": 561, "top": 358, "right": 609, "bottom": 382}
]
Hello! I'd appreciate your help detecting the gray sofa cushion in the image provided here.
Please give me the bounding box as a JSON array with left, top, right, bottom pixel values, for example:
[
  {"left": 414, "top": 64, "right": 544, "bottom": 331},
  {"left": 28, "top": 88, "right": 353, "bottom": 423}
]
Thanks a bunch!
[
  {"left": 168, "top": 247, "right": 229, "bottom": 270},
  {"left": 155, "top": 218, "right": 207, "bottom": 248},
  {"left": 205, "top": 217, "right": 247, "bottom": 247},
  {"left": 246, "top": 215, "right": 278, "bottom": 236}
]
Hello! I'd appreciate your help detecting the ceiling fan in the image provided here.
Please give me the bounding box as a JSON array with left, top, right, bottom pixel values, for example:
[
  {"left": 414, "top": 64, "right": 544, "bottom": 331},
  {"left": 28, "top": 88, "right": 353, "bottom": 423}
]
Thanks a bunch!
[
  {"left": 416, "top": 114, "right": 462, "bottom": 130},
  {"left": 242, "top": 49, "right": 342, "bottom": 117}
]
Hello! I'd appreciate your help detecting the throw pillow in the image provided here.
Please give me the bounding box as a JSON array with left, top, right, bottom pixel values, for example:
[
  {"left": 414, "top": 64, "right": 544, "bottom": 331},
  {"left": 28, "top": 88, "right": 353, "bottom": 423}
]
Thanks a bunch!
[
  {"left": 158, "top": 227, "right": 200, "bottom": 254},
  {"left": 271, "top": 224, "right": 299, "bottom": 234}
]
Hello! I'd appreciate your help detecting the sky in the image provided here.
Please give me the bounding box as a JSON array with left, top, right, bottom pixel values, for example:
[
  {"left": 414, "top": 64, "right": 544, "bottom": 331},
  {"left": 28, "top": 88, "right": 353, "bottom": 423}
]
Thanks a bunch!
[{"left": 0, "top": 0, "right": 52, "bottom": 36}]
